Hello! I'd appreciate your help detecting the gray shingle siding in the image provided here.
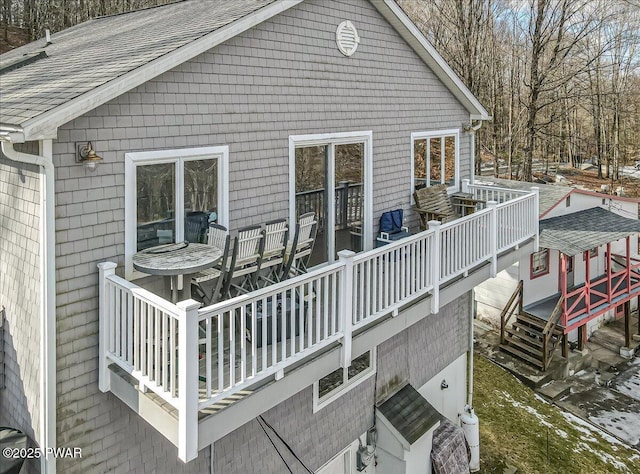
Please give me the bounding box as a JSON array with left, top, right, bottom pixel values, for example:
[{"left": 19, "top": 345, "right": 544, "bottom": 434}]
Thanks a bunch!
[
  {"left": 47, "top": 0, "right": 474, "bottom": 470},
  {"left": 0, "top": 143, "right": 41, "bottom": 472},
  {"left": 213, "top": 295, "right": 469, "bottom": 474}
]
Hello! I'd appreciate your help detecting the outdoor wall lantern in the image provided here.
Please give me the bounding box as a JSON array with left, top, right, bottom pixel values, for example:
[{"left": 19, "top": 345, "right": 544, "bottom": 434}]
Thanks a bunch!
[{"left": 76, "top": 141, "right": 103, "bottom": 171}]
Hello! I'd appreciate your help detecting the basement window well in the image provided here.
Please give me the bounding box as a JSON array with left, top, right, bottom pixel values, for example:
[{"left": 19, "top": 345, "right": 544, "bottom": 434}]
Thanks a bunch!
[{"left": 313, "top": 348, "right": 376, "bottom": 412}]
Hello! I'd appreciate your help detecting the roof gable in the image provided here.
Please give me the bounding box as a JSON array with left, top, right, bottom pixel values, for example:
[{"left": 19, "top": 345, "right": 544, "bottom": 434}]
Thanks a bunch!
[{"left": 0, "top": 0, "right": 488, "bottom": 142}]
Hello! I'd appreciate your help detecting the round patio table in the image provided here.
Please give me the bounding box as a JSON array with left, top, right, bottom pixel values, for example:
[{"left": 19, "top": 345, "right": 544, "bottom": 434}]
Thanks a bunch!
[{"left": 133, "top": 242, "right": 223, "bottom": 303}]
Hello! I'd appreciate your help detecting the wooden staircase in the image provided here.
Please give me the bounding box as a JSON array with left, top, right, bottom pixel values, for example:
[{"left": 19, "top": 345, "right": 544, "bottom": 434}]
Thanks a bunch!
[{"left": 499, "top": 281, "right": 566, "bottom": 370}]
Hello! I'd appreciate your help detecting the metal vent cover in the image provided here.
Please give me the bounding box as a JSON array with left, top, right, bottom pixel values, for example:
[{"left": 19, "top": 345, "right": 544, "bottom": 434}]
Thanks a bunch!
[{"left": 336, "top": 20, "right": 360, "bottom": 57}]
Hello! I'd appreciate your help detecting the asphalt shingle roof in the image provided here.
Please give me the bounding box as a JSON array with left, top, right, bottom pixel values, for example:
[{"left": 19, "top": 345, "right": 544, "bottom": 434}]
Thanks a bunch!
[
  {"left": 539, "top": 207, "right": 640, "bottom": 256},
  {"left": 474, "top": 176, "right": 572, "bottom": 217},
  {"left": 0, "top": 0, "right": 275, "bottom": 126},
  {"left": 377, "top": 384, "right": 440, "bottom": 445}
]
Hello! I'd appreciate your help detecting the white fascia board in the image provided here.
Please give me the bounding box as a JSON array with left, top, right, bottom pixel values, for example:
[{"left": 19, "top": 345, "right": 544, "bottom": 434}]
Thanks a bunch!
[
  {"left": 19, "top": 0, "right": 304, "bottom": 141},
  {"left": 372, "top": 0, "right": 491, "bottom": 121}
]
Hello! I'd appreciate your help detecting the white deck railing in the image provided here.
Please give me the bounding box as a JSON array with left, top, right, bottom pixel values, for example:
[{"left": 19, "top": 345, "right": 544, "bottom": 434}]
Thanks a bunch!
[{"left": 98, "top": 183, "right": 539, "bottom": 462}]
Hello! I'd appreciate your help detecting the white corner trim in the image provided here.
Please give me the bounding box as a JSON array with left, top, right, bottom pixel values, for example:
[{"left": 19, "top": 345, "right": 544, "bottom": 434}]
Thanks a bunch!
[
  {"left": 0, "top": 140, "right": 57, "bottom": 473},
  {"left": 371, "top": 0, "right": 490, "bottom": 120},
  {"left": 19, "top": 0, "right": 304, "bottom": 140}
]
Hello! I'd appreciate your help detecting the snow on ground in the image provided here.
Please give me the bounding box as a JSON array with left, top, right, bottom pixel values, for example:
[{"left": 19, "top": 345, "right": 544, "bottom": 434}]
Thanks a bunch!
[
  {"left": 564, "top": 414, "right": 636, "bottom": 473},
  {"left": 589, "top": 409, "right": 640, "bottom": 447},
  {"left": 574, "top": 442, "right": 633, "bottom": 473},
  {"left": 612, "top": 358, "right": 640, "bottom": 403},
  {"left": 560, "top": 412, "right": 624, "bottom": 447}
]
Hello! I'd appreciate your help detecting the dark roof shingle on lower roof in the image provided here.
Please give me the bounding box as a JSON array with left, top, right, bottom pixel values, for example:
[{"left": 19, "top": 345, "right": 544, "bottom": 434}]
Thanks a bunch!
[
  {"left": 377, "top": 384, "right": 441, "bottom": 445},
  {"left": 539, "top": 207, "right": 640, "bottom": 256}
]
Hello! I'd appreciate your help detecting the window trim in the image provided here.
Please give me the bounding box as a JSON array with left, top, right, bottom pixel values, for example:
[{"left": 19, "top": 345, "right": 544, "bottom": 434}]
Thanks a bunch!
[
  {"left": 288, "top": 131, "right": 374, "bottom": 258},
  {"left": 410, "top": 128, "right": 460, "bottom": 200},
  {"left": 124, "top": 146, "right": 229, "bottom": 279},
  {"left": 530, "top": 248, "right": 550, "bottom": 279},
  {"left": 312, "top": 348, "right": 377, "bottom": 413},
  {"left": 583, "top": 247, "right": 598, "bottom": 260}
]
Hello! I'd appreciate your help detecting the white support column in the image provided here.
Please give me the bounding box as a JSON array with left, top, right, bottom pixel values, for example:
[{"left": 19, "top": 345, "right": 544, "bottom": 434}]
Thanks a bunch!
[
  {"left": 97, "top": 262, "right": 117, "bottom": 393},
  {"left": 487, "top": 201, "right": 498, "bottom": 277},
  {"left": 338, "top": 250, "right": 355, "bottom": 368},
  {"left": 531, "top": 187, "right": 540, "bottom": 251},
  {"left": 177, "top": 299, "right": 201, "bottom": 462},
  {"left": 428, "top": 220, "right": 441, "bottom": 313}
]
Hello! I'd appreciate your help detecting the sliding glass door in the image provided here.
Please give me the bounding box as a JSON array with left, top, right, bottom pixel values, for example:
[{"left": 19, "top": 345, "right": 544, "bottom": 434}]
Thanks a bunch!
[{"left": 291, "top": 132, "right": 371, "bottom": 266}]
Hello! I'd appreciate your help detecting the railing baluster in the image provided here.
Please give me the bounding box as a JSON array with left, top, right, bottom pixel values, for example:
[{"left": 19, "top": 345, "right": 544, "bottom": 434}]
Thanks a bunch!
[
  {"left": 230, "top": 308, "right": 235, "bottom": 387},
  {"left": 251, "top": 301, "right": 257, "bottom": 378},
  {"left": 307, "top": 281, "right": 313, "bottom": 349},
  {"left": 217, "top": 313, "right": 223, "bottom": 393},
  {"left": 240, "top": 305, "right": 246, "bottom": 383},
  {"left": 262, "top": 297, "right": 267, "bottom": 372}
]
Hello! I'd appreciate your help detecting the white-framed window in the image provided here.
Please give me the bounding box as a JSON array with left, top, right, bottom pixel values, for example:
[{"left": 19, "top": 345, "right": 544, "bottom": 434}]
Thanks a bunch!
[
  {"left": 530, "top": 248, "right": 549, "bottom": 278},
  {"left": 125, "top": 146, "right": 229, "bottom": 279},
  {"left": 313, "top": 348, "right": 376, "bottom": 412},
  {"left": 411, "top": 129, "right": 460, "bottom": 196}
]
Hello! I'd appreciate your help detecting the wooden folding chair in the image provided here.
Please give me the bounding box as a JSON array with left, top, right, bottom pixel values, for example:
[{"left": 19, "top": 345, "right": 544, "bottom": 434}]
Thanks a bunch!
[
  {"left": 191, "top": 223, "right": 231, "bottom": 305},
  {"left": 222, "top": 225, "right": 265, "bottom": 297},
  {"left": 256, "top": 218, "right": 289, "bottom": 286},
  {"left": 282, "top": 212, "right": 318, "bottom": 278}
]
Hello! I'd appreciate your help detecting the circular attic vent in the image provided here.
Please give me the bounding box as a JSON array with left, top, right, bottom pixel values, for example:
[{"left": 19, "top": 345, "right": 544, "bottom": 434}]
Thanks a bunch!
[{"left": 336, "top": 21, "right": 360, "bottom": 56}]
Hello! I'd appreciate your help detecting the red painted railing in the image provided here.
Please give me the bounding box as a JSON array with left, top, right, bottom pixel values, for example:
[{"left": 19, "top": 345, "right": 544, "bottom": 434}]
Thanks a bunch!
[{"left": 562, "top": 247, "right": 640, "bottom": 331}]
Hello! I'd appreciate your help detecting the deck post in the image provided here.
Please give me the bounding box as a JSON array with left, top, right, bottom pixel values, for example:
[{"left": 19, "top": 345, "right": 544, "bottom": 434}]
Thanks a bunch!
[
  {"left": 338, "top": 250, "right": 355, "bottom": 368},
  {"left": 577, "top": 325, "right": 585, "bottom": 352},
  {"left": 560, "top": 254, "right": 568, "bottom": 326},
  {"left": 487, "top": 200, "right": 498, "bottom": 277},
  {"left": 461, "top": 178, "right": 470, "bottom": 194},
  {"left": 624, "top": 300, "right": 631, "bottom": 348},
  {"left": 97, "top": 262, "right": 118, "bottom": 393},
  {"left": 626, "top": 236, "right": 631, "bottom": 292},
  {"left": 585, "top": 251, "right": 591, "bottom": 314},
  {"left": 561, "top": 334, "right": 568, "bottom": 359},
  {"left": 177, "top": 299, "right": 201, "bottom": 462},
  {"left": 607, "top": 243, "right": 612, "bottom": 303},
  {"left": 531, "top": 187, "right": 540, "bottom": 252},
  {"left": 427, "top": 220, "right": 441, "bottom": 313}
]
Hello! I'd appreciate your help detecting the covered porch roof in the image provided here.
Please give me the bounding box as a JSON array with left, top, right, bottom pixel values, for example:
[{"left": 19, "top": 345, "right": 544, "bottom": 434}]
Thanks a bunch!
[{"left": 539, "top": 207, "right": 640, "bottom": 256}]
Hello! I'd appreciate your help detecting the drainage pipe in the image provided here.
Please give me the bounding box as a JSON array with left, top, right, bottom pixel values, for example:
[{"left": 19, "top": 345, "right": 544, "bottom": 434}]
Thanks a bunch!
[
  {"left": 465, "top": 120, "right": 483, "bottom": 185},
  {"left": 0, "top": 137, "right": 56, "bottom": 474}
]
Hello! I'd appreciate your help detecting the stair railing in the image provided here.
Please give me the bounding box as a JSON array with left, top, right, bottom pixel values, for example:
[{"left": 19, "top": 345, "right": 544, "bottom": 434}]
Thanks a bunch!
[
  {"left": 500, "top": 280, "right": 523, "bottom": 344},
  {"left": 541, "top": 295, "right": 564, "bottom": 369}
]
